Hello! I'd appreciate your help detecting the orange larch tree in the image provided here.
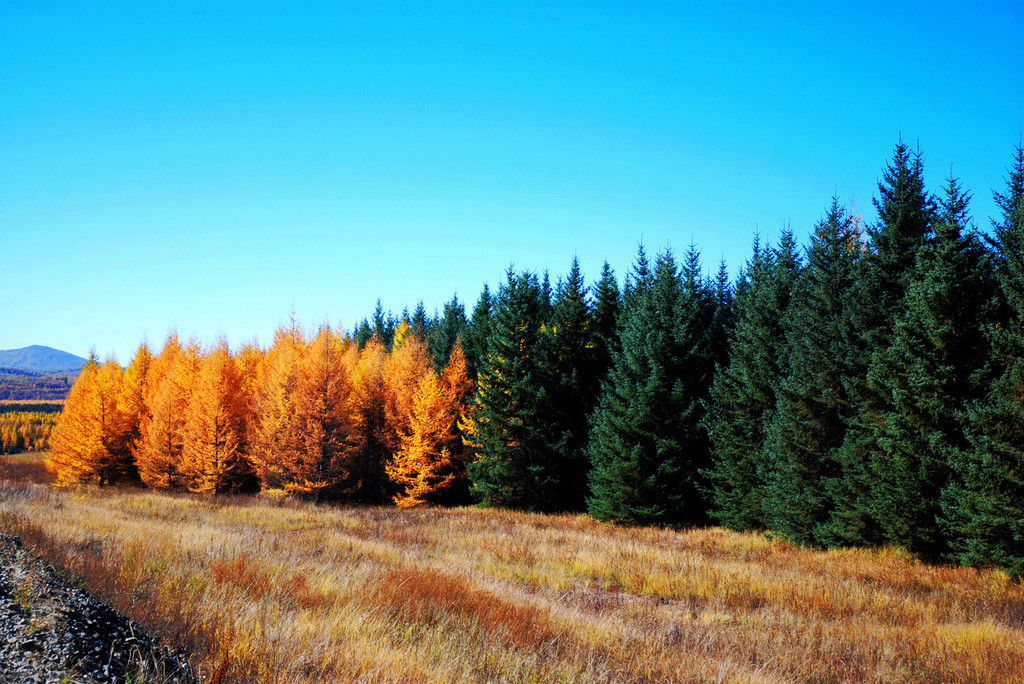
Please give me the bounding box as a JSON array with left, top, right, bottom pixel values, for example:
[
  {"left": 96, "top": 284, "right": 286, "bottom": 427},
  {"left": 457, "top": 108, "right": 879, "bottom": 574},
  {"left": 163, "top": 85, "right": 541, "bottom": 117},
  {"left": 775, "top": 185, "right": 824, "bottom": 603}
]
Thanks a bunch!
[
  {"left": 347, "top": 336, "right": 389, "bottom": 502},
  {"left": 442, "top": 341, "right": 475, "bottom": 414},
  {"left": 388, "top": 342, "right": 474, "bottom": 507},
  {"left": 141, "top": 332, "right": 183, "bottom": 419},
  {"left": 250, "top": 320, "right": 306, "bottom": 491},
  {"left": 47, "top": 355, "right": 130, "bottom": 486},
  {"left": 383, "top": 323, "right": 432, "bottom": 453},
  {"left": 387, "top": 370, "right": 454, "bottom": 507},
  {"left": 181, "top": 340, "right": 253, "bottom": 494},
  {"left": 115, "top": 342, "right": 153, "bottom": 481},
  {"left": 234, "top": 339, "right": 266, "bottom": 447},
  {"left": 136, "top": 337, "right": 201, "bottom": 489},
  {"left": 286, "top": 325, "right": 356, "bottom": 498},
  {"left": 135, "top": 332, "right": 181, "bottom": 486}
]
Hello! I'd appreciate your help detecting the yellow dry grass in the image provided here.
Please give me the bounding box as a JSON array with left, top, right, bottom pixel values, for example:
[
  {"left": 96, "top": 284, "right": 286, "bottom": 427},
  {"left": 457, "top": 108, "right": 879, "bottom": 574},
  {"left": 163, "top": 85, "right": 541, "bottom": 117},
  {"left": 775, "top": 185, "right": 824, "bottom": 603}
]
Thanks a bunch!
[{"left": 0, "top": 463, "right": 1021, "bottom": 682}]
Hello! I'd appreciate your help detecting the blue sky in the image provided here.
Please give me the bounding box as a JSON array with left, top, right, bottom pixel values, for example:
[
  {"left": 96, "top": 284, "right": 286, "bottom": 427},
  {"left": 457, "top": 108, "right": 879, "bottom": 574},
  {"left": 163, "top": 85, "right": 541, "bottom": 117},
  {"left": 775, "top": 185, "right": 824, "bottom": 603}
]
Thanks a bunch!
[{"left": 3, "top": 2, "right": 1022, "bottom": 362}]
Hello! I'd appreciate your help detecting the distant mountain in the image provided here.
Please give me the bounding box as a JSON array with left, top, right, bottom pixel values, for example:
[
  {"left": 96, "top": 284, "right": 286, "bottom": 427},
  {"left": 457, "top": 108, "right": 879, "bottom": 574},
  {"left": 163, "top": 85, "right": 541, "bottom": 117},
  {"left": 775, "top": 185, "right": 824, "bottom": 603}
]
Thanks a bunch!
[{"left": 0, "top": 346, "right": 87, "bottom": 374}]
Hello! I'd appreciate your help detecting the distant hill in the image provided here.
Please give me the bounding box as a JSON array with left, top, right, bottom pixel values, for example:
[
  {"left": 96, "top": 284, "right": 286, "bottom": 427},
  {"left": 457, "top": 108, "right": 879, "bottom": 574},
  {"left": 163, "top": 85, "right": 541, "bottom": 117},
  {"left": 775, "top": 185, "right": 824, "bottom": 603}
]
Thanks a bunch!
[{"left": 0, "top": 346, "right": 87, "bottom": 374}]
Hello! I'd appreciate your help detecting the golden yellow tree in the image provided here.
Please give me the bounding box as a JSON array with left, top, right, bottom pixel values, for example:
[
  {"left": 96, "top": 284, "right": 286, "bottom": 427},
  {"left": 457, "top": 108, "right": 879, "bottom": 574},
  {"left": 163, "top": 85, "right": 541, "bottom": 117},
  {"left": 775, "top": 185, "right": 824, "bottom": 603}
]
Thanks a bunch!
[
  {"left": 235, "top": 339, "right": 266, "bottom": 393},
  {"left": 250, "top": 320, "right": 306, "bottom": 491},
  {"left": 136, "top": 337, "right": 201, "bottom": 489},
  {"left": 347, "top": 336, "right": 389, "bottom": 502},
  {"left": 142, "top": 332, "right": 183, "bottom": 410},
  {"left": 234, "top": 339, "right": 266, "bottom": 445},
  {"left": 135, "top": 332, "right": 181, "bottom": 484},
  {"left": 285, "top": 325, "right": 356, "bottom": 498},
  {"left": 47, "top": 355, "right": 129, "bottom": 486},
  {"left": 383, "top": 325, "right": 431, "bottom": 453},
  {"left": 388, "top": 342, "right": 474, "bottom": 507},
  {"left": 180, "top": 340, "right": 252, "bottom": 494},
  {"left": 442, "top": 341, "right": 475, "bottom": 413},
  {"left": 115, "top": 342, "right": 153, "bottom": 481}
]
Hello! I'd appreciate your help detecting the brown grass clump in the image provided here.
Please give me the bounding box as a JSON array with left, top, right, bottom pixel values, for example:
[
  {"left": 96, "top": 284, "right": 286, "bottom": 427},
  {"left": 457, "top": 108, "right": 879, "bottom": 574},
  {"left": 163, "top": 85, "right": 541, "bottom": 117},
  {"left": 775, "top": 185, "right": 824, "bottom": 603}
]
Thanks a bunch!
[
  {"left": 1, "top": 452, "right": 56, "bottom": 485},
  {"left": 0, "top": 455, "right": 1022, "bottom": 682}
]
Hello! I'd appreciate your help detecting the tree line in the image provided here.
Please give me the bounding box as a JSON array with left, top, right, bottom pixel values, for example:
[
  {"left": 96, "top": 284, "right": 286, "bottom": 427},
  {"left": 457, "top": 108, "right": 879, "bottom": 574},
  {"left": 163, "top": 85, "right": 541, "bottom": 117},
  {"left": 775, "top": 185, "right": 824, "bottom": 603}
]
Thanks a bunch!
[
  {"left": 48, "top": 322, "right": 474, "bottom": 508},
  {"left": 49, "top": 141, "right": 1024, "bottom": 577}
]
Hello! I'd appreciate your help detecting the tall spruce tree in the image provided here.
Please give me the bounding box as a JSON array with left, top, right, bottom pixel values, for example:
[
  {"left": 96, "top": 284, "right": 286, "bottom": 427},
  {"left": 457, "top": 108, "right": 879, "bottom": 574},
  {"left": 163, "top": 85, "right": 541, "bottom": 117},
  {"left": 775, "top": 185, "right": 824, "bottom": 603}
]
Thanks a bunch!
[
  {"left": 622, "top": 244, "right": 653, "bottom": 314},
  {"left": 411, "top": 301, "right": 431, "bottom": 341},
  {"left": 943, "top": 145, "right": 1024, "bottom": 576},
  {"left": 372, "top": 300, "right": 397, "bottom": 351},
  {"left": 545, "top": 256, "right": 597, "bottom": 511},
  {"left": 428, "top": 294, "right": 467, "bottom": 371},
  {"left": 465, "top": 269, "right": 556, "bottom": 510},
  {"left": 463, "top": 285, "right": 493, "bottom": 382},
  {"left": 709, "top": 258, "right": 735, "bottom": 368},
  {"left": 707, "top": 231, "right": 801, "bottom": 530},
  {"left": 820, "top": 142, "right": 937, "bottom": 547},
  {"left": 865, "top": 176, "right": 996, "bottom": 558},
  {"left": 592, "top": 260, "right": 622, "bottom": 383},
  {"left": 540, "top": 270, "right": 554, "bottom": 322},
  {"left": 355, "top": 319, "right": 373, "bottom": 350},
  {"left": 588, "top": 248, "right": 715, "bottom": 526},
  {"left": 862, "top": 141, "right": 938, "bottom": 338},
  {"left": 763, "top": 200, "right": 863, "bottom": 545}
]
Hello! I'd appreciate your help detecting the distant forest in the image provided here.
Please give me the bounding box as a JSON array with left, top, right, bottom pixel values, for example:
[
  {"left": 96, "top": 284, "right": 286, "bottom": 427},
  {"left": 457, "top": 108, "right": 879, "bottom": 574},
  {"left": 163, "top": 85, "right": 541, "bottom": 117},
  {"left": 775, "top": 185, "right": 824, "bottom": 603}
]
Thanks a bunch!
[
  {"left": 0, "top": 403, "right": 59, "bottom": 454},
  {"left": 48, "top": 141, "right": 1024, "bottom": 577},
  {"left": 0, "top": 368, "right": 75, "bottom": 401}
]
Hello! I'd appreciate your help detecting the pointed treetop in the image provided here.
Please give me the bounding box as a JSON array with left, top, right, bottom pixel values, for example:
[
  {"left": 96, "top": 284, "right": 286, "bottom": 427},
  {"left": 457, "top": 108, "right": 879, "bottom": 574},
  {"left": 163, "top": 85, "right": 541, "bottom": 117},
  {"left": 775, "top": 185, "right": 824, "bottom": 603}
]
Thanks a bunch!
[
  {"left": 624, "top": 243, "right": 653, "bottom": 308},
  {"left": 714, "top": 258, "right": 732, "bottom": 307},
  {"left": 937, "top": 173, "right": 972, "bottom": 239},
  {"left": 411, "top": 301, "right": 429, "bottom": 340},
  {"left": 994, "top": 143, "right": 1024, "bottom": 234},
  {"left": 681, "top": 243, "right": 704, "bottom": 293}
]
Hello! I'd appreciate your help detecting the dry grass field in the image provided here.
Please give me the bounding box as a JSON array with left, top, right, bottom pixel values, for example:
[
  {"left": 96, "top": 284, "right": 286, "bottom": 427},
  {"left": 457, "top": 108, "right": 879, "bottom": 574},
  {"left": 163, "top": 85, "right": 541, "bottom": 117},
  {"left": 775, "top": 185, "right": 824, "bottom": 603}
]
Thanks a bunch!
[{"left": 0, "top": 454, "right": 1022, "bottom": 683}]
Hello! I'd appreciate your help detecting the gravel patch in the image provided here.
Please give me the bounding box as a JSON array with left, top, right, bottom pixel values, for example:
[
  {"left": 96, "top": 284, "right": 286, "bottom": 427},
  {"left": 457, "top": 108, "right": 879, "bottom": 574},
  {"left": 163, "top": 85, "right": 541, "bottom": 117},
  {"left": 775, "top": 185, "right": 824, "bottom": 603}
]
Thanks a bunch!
[{"left": 0, "top": 535, "right": 195, "bottom": 683}]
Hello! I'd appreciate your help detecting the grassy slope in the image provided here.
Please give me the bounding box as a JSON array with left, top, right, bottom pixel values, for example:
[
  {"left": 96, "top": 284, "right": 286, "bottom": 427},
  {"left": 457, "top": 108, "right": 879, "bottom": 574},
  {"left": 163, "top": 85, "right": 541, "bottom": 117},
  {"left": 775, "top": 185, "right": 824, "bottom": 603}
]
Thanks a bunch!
[{"left": 0, "top": 458, "right": 1021, "bottom": 683}]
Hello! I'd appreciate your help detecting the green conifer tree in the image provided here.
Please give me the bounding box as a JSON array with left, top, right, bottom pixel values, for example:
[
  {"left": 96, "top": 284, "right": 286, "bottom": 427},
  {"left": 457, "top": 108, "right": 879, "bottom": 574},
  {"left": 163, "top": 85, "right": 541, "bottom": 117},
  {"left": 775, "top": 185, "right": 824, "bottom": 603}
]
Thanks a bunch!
[
  {"left": 372, "top": 299, "right": 397, "bottom": 351},
  {"left": 462, "top": 285, "right": 493, "bottom": 381},
  {"left": 622, "top": 244, "right": 653, "bottom": 314},
  {"left": 545, "top": 256, "right": 597, "bottom": 511},
  {"left": 355, "top": 319, "right": 373, "bottom": 350},
  {"left": 411, "top": 301, "right": 431, "bottom": 341},
  {"left": 540, "top": 269, "right": 554, "bottom": 322},
  {"left": 592, "top": 260, "right": 622, "bottom": 381},
  {"left": 942, "top": 145, "right": 1024, "bottom": 576},
  {"left": 709, "top": 258, "right": 735, "bottom": 367},
  {"left": 588, "top": 248, "right": 715, "bottom": 526},
  {"left": 465, "top": 269, "right": 555, "bottom": 510},
  {"left": 428, "top": 294, "right": 467, "bottom": 371},
  {"left": 820, "top": 141, "right": 936, "bottom": 547},
  {"left": 763, "top": 200, "right": 862, "bottom": 545},
  {"left": 861, "top": 140, "right": 937, "bottom": 342},
  {"left": 865, "top": 175, "right": 996, "bottom": 558},
  {"left": 707, "top": 231, "right": 801, "bottom": 530}
]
